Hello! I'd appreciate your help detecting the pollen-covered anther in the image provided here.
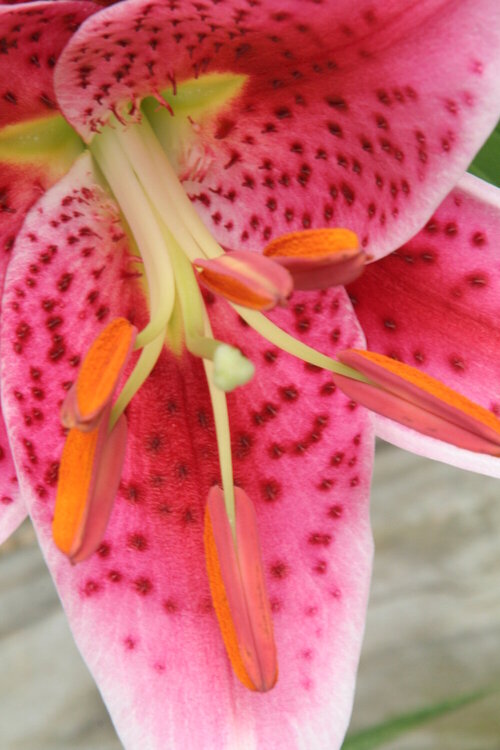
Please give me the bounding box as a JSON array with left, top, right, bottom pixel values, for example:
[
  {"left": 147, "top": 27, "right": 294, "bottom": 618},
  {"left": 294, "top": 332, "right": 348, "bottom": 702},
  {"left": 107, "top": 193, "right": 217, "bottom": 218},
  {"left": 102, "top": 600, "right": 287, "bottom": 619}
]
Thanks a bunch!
[
  {"left": 194, "top": 250, "right": 293, "bottom": 311},
  {"left": 333, "top": 349, "right": 500, "bottom": 455},
  {"left": 204, "top": 486, "right": 278, "bottom": 692},
  {"left": 263, "top": 228, "right": 365, "bottom": 290},
  {"left": 61, "top": 317, "right": 137, "bottom": 431},
  {"left": 52, "top": 413, "right": 128, "bottom": 563}
]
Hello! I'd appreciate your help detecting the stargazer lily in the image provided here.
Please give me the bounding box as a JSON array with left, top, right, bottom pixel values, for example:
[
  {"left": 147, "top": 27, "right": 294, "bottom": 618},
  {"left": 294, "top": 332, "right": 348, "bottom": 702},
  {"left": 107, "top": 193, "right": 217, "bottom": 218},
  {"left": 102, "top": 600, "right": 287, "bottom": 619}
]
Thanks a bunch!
[{"left": 0, "top": 1, "right": 499, "bottom": 748}]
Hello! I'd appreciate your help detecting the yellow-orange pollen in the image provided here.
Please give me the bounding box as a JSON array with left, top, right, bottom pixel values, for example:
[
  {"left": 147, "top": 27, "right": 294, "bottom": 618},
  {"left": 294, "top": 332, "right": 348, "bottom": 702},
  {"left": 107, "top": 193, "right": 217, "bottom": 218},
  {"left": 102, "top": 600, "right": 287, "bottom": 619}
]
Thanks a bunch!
[
  {"left": 53, "top": 318, "right": 135, "bottom": 558},
  {"left": 264, "top": 227, "right": 359, "bottom": 260},
  {"left": 351, "top": 349, "right": 500, "bottom": 437}
]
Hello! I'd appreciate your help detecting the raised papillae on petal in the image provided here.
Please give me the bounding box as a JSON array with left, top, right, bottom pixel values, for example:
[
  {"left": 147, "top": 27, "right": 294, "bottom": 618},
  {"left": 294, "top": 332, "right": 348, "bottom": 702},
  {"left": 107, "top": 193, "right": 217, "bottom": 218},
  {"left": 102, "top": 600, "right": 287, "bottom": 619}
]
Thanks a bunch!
[
  {"left": 61, "top": 317, "right": 136, "bottom": 430},
  {"left": 195, "top": 251, "right": 293, "bottom": 310},
  {"left": 334, "top": 350, "right": 500, "bottom": 455},
  {"left": 53, "top": 414, "right": 128, "bottom": 563},
  {"left": 204, "top": 486, "right": 278, "bottom": 692},
  {"left": 264, "top": 229, "right": 365, "bottom": 290}
]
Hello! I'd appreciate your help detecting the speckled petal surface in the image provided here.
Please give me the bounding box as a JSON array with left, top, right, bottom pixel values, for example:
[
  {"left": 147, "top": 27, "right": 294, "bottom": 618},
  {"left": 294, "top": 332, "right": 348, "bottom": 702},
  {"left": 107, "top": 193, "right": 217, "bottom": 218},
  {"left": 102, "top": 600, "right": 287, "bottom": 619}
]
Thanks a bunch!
[
  {"left": 55, "top": 0, "right": 500, "bottom": 260},
  {"left": 349, "top": 174, "right": 500, "bottom": 476},
  {"left": 0, "top": 0, "right": 98, "bottom": 540},
  {"left": 1, "top": 153, "right": 374, "bottom": 749}
]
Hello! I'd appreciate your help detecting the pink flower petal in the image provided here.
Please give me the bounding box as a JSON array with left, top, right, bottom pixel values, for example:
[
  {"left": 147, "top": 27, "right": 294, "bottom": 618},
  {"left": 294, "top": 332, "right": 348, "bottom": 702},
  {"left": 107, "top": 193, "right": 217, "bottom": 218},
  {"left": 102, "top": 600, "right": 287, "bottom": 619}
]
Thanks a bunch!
[
  {"left": 349, "top": 174, "right": 500, "bottom": 476},
  {"left": 0, "top": 0, "right": 97, "bottom": 254},
  {"left": 0, "top": 1, "right": 97, "bottom": 129},
  {"left": 55, "top": 0, "right": 500, "bottom": 259},
  {"left": 0, "top": 410, "right": 25, "bottom": 545},
  {"left": 1, "top": 153, "right": 373, "bottom": 749},
  {"left": 0, "top": 2, "right": 99, "bottom": 537}
]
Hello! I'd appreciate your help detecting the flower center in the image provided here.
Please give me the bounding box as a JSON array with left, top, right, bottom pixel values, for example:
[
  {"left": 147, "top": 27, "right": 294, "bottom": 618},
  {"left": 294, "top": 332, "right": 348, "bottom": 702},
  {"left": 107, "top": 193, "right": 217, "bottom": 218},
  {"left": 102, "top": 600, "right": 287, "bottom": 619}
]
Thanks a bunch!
[
  {"left": 88, "top": 112, "right": 365, "bottom": 517},
  {"left": 51, "top": 99, "right": 500, "bottom": 690},
  {"left": 51, "top": 104, "right": 367, "bottom": 692}
]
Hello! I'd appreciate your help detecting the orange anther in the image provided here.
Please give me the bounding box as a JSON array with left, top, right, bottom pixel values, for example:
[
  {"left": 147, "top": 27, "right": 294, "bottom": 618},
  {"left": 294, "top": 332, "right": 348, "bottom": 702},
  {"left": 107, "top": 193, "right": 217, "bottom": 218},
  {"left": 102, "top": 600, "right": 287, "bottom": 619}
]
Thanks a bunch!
[
  {"left": 334, "top": 350, "right": 500, "bottom": 454},
  {"left": 53, "top": 413, "right": 128, "bottom": 562},
  {"left": 264, "top": 228, "right": 359, "bottom": 259},
  {"left": 195, "top": 250, "right": 293, "bottom": 310},
  {"left": 204, "top": 486, "right": 278, "bottom": 692},
  {"left": 53, "top": 426, "right": 100, "bottom": 556},
  {"left": 61, "top": 317, "right": 136, "bottom": 430},
  {"left": 263, "top": 229, "right": 365, "bottom": 290},
  {"left": 205, "top": 509, "right": 256, "bottom": 691}
]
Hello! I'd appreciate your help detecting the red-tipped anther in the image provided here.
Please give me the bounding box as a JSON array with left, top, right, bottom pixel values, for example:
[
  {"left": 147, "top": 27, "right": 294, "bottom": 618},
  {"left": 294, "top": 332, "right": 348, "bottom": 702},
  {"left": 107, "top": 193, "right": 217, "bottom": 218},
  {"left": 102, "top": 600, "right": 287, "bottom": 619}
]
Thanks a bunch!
[
  {"left": 194, "top": 250, "right": 293, "bottom": 310},
  {"left": 61, "top": 317, "right": 136, "bottom": 431},
  {"left": 204, "top": 486, "right": 278, "bottom": 691},
  {"left": 263, "top": 228, "right": 365, "bottom": 290},
  {"left": 333, "top": 349, "right": 500, "bottom": 455}
]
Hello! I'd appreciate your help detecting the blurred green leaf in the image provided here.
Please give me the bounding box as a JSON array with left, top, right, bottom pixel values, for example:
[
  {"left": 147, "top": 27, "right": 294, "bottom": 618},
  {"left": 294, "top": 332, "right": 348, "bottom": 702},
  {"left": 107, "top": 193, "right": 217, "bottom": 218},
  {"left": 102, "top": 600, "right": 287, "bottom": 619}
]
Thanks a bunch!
[
  {"left": 342, "top": 687, "right": 497, "bottom": 750},
  {"left": 468, "top": 121, "right": 500, "bottom": 187}
]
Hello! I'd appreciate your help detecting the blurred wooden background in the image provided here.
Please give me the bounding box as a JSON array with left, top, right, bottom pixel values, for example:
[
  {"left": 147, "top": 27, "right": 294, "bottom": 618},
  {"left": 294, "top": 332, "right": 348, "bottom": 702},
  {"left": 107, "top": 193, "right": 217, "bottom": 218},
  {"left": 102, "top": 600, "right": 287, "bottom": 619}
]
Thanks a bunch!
[{"left": 1, "top": 442, "right": 499, "bottom": 749}]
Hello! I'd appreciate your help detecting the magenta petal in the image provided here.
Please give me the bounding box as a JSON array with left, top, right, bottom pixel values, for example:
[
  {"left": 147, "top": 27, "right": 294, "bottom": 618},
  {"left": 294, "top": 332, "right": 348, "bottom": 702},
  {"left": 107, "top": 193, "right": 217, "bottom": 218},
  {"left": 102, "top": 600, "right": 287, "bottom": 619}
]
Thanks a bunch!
[
  {"left": 349, "top": 174, "right": 500, "bottom": 476},
  {"left": 55, "top": 0, "right": 500, "bottom": 259},
  {"left": 0, "top": 1, "right": 98, "bottom": 256},
  {"left": 0, "top": 1, "right": 97, "bottom": 129},
  {"left": 0, "top": 409, "right": 26, "bottom": 544},
  {"left": 1, "top": 148, "right": 374, "bottom": 748}
]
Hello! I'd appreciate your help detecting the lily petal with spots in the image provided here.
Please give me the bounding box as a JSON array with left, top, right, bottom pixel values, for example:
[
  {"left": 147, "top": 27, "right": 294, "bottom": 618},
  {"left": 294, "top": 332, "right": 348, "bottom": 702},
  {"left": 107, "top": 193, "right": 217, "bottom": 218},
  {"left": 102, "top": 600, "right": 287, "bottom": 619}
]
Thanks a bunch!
[
  {"left": 349, "top": 174, "right": 500, "bottom": 476},
  {"left": 1, "top": 0, "right": 500, "bottom": 746},
  {"left": 1, "top": 153, "right": 374, "bottom": 750},
  {"left": 55, "top": 0, "right": 500, "bottom": 260},
  {"left": 0, "top": 0, "right": 98, "bottom": 541}
]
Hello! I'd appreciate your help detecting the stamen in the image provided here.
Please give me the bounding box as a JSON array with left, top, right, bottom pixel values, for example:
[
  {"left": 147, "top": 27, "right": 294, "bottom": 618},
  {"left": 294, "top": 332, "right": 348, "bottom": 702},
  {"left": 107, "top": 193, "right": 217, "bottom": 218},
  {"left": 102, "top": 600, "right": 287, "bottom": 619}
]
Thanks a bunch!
[
  {"left": 168, "top": 231, "right": 255, "bottom": 392},
  {"left": 234, "top": 306, "right": 368, "bottom": 382},
  {"left": 61, "top": 318, "right": 136, "bottom": 431},
  {"left": 204, "top": 485, "right": 278, "bottom": 692},
  {"left": 263, "top": 228, "right": 365, "bottom": 289},
  {"left": 115, "top": 117, "right": 215, "bottom": 261},
  {"left": 194, "top": 251, "right": 293, "bottom": 311},
  {"left": 90, "top": 128, "right": 175, "bottom": 348},
  {"left": 53, "top": 414, "right": 127, "bottom": 563},
  {"left": 203, "top": 340, "right": 236, "bottom": 530},
  {"left": 333, "top": 349, "right": 500, "bottom": 455}
]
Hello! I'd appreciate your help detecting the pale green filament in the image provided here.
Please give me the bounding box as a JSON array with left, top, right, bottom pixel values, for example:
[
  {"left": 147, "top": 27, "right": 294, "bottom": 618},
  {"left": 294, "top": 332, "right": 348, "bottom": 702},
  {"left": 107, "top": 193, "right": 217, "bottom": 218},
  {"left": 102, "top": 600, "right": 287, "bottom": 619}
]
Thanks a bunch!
[
  {"left": 117, "top": 116, "right": 223, "bottom": 260},
  {"left": 109, "top": 334, "right": 165, "bottom": 430},
  {"left": 90, "top": 129, "right": 174, "bottom": 348},
  {"left": 115, "top": 119, "right": 207, "bottom": 262},
  {"left": 166, "top": 226, "right": 254, "bottom": 389},
  {"left": 203, "top": 322, "right": 236, "bottom": 534},
  {"left": 234, "top": 306, "right": 369, "bottom": 383}
]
